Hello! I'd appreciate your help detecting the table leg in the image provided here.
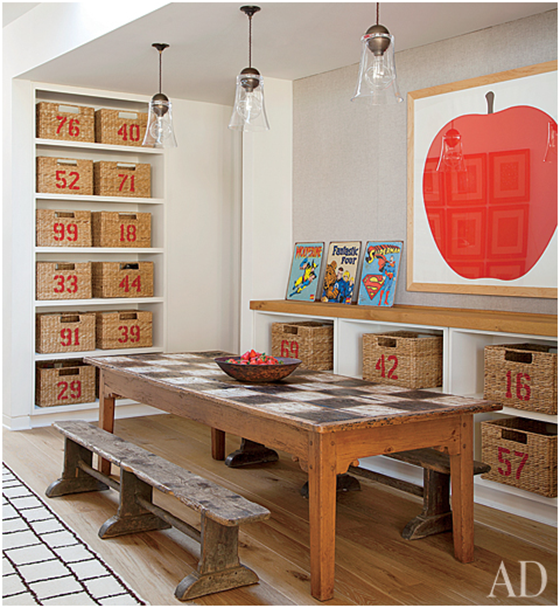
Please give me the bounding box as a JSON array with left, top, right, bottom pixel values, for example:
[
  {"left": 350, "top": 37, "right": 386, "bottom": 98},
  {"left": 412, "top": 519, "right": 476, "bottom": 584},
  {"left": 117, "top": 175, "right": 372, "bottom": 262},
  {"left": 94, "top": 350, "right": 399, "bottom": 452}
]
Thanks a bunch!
[
  {"left": 98, "top": 371, "right": 115, "bottom": 476},
  {"left": 211, "top": 428, "right": 225, "bottom": 460},
  {"left": 308, "top": 433, "right": 337, "bottom": 601},
  {"left": 449, "top": 415, "right": 474, "bottom": 563}
]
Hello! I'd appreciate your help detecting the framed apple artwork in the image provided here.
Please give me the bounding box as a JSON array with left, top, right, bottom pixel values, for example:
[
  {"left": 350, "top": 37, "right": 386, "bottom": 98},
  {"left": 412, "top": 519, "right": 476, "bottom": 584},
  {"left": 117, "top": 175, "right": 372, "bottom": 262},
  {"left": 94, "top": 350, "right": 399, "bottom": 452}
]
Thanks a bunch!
[{"left": 408, "top": 62, "right": 557, "bottom": 298}]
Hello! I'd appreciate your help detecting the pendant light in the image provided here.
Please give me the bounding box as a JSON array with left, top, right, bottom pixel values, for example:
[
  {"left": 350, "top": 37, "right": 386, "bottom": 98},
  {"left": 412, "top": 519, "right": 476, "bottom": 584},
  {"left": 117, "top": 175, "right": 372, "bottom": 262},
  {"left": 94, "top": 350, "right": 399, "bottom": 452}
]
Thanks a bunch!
[
  {"left": 228, "top": 6, "right": 270, "bottom": 132},
  {"left": 436, "top": 126, "right": 466, "bottom": 172},
  {"left": 142, "top": 43, "right": 178, "bottom": 148},
  {"left": 351, "top": 3, "right": 403, "bottom": 105}
]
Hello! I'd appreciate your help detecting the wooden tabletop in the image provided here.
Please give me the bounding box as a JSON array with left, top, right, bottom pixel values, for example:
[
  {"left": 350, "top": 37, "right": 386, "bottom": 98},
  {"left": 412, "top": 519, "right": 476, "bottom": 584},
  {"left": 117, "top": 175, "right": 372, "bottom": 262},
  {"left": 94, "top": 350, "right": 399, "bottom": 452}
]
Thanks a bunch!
[{"left": 85, "top": 351, "right": 501, "bottom": 433}]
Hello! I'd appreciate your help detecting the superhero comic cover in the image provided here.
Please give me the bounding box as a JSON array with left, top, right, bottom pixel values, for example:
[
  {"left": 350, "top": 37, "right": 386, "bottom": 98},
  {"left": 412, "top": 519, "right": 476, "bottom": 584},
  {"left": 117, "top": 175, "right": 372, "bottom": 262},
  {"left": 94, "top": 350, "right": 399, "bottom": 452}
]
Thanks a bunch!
[
  {"left": 286, "top": 242, "right": 324, "bottom": 301},
  {"left": 357, "top": 241, "right": 403, "bottom": 307},
  {"left": 321, "top": 241, "right": 362, "bottom": 304}
]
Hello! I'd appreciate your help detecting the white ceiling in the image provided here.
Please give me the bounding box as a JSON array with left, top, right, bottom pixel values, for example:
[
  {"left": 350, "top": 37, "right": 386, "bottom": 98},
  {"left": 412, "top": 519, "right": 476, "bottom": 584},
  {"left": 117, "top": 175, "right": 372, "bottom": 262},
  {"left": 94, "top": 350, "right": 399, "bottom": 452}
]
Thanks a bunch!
[{"left": 16, "top": 2, "right": 557, "bottom": 106}]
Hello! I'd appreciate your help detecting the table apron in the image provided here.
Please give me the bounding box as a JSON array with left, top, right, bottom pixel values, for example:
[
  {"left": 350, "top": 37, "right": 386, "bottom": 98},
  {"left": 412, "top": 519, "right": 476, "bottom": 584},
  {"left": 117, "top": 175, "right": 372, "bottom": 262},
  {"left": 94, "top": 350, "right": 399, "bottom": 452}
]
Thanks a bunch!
[
  {"left": 329, "top": 416, "right": 462, "bottom": 474},
  {"left": 101, "top": 369, "right": 309, "bottom": 459}
]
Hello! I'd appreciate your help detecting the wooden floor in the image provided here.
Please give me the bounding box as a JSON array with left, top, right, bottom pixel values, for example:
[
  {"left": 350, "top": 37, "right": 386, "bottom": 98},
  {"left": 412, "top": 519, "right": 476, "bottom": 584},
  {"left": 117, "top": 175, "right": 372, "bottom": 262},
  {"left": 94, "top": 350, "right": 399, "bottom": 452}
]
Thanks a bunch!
[{"left": 4, "top": 414, "right": 557, "bottom": 606}]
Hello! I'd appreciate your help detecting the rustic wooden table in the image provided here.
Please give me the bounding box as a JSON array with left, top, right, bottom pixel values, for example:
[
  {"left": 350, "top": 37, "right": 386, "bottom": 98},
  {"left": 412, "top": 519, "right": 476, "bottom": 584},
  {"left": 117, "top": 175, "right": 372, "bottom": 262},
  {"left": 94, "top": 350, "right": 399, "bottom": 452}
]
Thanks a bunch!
[{"left": 85, "top": 351, "right": 501, "bottom": 602}]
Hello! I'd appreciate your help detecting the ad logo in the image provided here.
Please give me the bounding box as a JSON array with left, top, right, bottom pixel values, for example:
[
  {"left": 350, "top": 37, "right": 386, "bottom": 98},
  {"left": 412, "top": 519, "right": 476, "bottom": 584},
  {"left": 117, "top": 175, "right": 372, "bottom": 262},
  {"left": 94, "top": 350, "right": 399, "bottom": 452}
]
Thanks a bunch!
[{"left": 488, "top": 561, "right": 547, "bottom": 598}]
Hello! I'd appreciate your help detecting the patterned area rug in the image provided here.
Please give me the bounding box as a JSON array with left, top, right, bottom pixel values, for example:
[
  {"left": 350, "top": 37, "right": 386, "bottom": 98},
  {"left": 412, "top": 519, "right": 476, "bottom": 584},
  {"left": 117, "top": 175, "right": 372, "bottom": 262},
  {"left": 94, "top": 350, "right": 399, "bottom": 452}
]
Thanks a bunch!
[{"left": 2, "top": 463, "right": 146, "bottom": 605}]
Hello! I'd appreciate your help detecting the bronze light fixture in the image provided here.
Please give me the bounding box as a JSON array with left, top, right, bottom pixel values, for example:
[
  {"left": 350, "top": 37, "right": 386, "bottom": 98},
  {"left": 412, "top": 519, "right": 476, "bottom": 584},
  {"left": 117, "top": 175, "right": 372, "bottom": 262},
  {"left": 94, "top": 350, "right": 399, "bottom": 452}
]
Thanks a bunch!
[
  {"left": 143, "top": 43, "right": 178, "bottom": 148},
  {"left": 228, "top": 6, "right": 270, "bottom": 131},
  {"left": 351, "top": 3, "right": 403, "bottom": 105}
]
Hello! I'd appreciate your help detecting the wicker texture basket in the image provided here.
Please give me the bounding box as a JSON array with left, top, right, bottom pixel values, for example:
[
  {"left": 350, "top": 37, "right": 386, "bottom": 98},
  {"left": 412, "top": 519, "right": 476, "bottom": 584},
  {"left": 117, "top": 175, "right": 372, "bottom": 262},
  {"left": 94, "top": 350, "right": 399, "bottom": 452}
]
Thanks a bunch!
[
  {"left": 36, "top": 102, "right": 95, "bottom": 142},
  {"left": 36, "top": 262, "right": 92, "bottom": 300},
  {"left": 484, "top": 343, "right": 558, "bottom": 415},
  {"left": 92, "top": 262, "right": 154, "bottom": 298},
  {"left": 96, "top": 310, "right": 153, "bottom": 349},
  {"left": 36, "top": 157, "right": 93, "bottom": 196},
  {"left": 36, "top": 209, "right": 92, "bottom": 248},
  {"left": 271, "top": 321, "right": 333, "bottom": 370},
  {"left": 363, "top": 331, "right": 443, "bottom": 388},
  {"left": 481, "top": 417, "right": 557, "bottom": 497},
  {"left": 36, "top": 312, "right": 96, "bottom": 354},
  {"left": 93, "top": 161, "right": 151, "bottom": 198},
  {"left": 35, "top": 360, "right": 96, "bottom": 407},
  {"left": 95, "top": 109, "right": 148, "bottom": 146},
  {"left": 92, "top": 212, "right": 151, "bottom": 248}
]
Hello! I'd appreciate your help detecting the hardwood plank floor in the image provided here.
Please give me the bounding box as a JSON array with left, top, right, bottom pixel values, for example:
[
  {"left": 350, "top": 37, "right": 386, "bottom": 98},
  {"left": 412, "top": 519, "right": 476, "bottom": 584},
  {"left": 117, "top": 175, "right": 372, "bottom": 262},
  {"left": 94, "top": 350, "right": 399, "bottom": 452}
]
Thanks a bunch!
[{"left": 3, "top": 414, "right": 557, "bottom": 605}]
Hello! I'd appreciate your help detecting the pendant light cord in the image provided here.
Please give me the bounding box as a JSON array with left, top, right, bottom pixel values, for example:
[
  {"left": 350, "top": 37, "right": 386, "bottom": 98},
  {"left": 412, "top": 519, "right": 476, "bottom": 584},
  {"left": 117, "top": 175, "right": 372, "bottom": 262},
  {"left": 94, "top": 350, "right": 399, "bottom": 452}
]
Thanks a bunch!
[
  {"left": 376, "top": 2, "right": 380, "bottom": 25},
  {"left": 248, "top": 13, "right": 253, "bottom": 68},
  {"left": 158, "top": 50, "right": 163, "bottom": 94}
]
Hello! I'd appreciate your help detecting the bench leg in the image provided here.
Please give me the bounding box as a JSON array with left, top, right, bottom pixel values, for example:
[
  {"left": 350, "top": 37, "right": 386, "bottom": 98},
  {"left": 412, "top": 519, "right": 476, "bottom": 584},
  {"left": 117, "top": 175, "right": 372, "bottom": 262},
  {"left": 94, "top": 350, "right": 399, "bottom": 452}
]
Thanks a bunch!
[
  {"left": 402, "top": 469, "right": 453, "bottom": 540},
  {"left": 46, "top": 438, "right": 109, "bottom": 498},
  {"left": 175, "top": 514, "right": 259, "bottom": 601},
  {"left": 99, "top": 470, "right": 171, "bottom": 539},
  {"left": 225, "top": 439, "right": 279, "bottom": 468}
]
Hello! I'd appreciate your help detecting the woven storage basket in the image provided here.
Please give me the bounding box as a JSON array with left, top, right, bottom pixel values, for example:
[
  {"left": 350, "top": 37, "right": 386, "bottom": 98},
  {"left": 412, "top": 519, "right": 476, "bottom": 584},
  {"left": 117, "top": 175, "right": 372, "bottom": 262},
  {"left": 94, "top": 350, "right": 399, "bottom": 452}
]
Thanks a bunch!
[
  {"left": 92, "top": 212, "right": 151, "bottom": 248},
  {"left": 36, "top": 312, "right": 96, "bottom": 354},
  {"left": 35, "top": 360, "right": 96, "bottom": 407},
  {"left": 271, "top": 321, "right": 333, "bottom": 370},
  {"left": 36, "top": 209, "right": 92, "bottom": 247},
  {"left": 93, "top": 161, "right": 151, "bottom": 198},
  {"left": 36, "top": 102, "right": 95, "bottom": 142},
  {"left": 481, "top": 417, "right": 557, "bottom": 497},
  {"left": 36, "top": 157, "right": 94, "bottom": 196},
  {"left": 484, "top": 343, "right": 558, "bottom": 415},
  {"left": 36, "top": 262, "right": 92, "bottom": 300},
  {"left": 96, "top": 310, "right": 153, "bottom": 349},
  {"left": 92, "top": 262, "right": 154, "bottom": 298},
  {"left": 363, "top": 331, "right": 443, "bottom": 388},
  {"left": 95, "top": 108, "right": 148, "bottom": 146}
]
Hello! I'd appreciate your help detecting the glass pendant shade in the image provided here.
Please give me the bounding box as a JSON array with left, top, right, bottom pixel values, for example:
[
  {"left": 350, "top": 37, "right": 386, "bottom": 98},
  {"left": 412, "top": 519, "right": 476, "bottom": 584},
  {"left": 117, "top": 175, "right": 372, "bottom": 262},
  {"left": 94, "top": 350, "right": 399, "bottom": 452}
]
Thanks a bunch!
[
  {"left": 351, "top": 26, "right": 403, "bottom": 105},
  {"left": 143, "top": 93, "right": 177, "bottom": 148},
  {"left": 228, "top": 68, "right": 270, "bottom": 131},
  {"left": 436, "top": 127, "right": 466, "bottom": 172}
]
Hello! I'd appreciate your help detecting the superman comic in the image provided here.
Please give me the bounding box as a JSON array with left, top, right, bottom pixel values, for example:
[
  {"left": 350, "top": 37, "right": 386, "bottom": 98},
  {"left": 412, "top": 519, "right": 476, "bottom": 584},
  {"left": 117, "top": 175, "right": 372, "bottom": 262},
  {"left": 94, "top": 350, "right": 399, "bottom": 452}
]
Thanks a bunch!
[
  {"left": 286, "top": 242, "right": 324, "bottom": 301},
  {"left": 321, "top": 242, "right": 361, "bottom": 304},
  {"left": 357, "top": 241, "right": 403, "bottom": 307}
]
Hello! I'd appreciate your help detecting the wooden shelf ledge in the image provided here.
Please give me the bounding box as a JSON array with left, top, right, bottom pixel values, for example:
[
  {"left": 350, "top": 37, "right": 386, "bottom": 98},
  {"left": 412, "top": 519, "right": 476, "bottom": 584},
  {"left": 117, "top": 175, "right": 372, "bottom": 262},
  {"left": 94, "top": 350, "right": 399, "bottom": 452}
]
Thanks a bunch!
[{"left": 250, "top": 300, "right": 557, "bottom": 337}]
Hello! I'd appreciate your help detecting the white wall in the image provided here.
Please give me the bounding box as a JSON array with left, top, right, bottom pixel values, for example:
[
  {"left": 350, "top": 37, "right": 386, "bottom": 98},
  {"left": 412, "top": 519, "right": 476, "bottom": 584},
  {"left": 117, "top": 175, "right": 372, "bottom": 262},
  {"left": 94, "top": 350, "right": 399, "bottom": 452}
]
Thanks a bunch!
[
  {"left": 239, "top": 77, "right": 293, "bottom": 352},
  {"left": 164, "top": 97, "right": 241, "bottom": 353}
]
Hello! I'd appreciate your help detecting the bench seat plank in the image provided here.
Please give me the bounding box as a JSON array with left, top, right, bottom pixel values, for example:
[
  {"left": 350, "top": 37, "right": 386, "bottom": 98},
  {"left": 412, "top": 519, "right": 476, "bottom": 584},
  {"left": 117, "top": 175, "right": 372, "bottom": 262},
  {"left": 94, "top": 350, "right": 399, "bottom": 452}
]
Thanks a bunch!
[
  {"left": 54, "top": 421, "right": 269, "bottom": 527},
  {"left": 388, "top": 448, "right": 490, "bottom": 475}
]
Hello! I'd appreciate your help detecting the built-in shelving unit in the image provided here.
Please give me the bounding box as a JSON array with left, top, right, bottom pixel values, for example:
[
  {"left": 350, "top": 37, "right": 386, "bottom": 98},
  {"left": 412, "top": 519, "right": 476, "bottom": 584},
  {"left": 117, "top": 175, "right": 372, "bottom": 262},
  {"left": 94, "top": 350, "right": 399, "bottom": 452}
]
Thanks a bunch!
[
  {"left": 250, "top": 300, "right": 557, "bottom": 526},
  {"left": 7, "top": 82, "right": 168, "bottom": 429}
]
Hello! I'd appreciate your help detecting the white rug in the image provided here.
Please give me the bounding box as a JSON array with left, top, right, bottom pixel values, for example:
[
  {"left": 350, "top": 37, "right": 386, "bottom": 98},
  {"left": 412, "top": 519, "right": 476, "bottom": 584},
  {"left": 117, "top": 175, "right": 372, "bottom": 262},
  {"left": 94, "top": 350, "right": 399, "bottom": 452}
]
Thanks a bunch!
[{"left": 2, "top": 463, "right": 147, "bottom": 605}]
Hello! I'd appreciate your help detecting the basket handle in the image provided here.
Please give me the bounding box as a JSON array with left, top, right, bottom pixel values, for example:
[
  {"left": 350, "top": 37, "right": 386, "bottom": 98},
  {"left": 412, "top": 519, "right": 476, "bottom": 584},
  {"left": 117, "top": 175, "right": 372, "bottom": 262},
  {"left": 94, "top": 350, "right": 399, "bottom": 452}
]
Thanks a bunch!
[
  {"left": 57, "top": 104, "right": 80, "bottom": 114},
  {"left": 285, "top": 326, "right": 299, "bottom": 335},
  {"left": 60, "top": 314, "right": 80, "bottom": 323},
  {"left": 55, "top": 263, "right": 75, "bottom": 270},
  {"left": 120, "top": 263, "right": 139, "bottom": 270},
  {"left": 58, "top": 368, "right": 80, "bottom": 376},
  {"left": 504, "top": 350, "right": 533, "bottom": 364},
  {"left": 118, "top": 111, "right": 139, "bottom": 120},
  {"left": 118, "top": 213, "right": 138, "bottom": 220},
  {"left": 54, "top": 211, "right": 75, "bottom": 218},
  {"left": 378, "top": 337, "right": 397, "bottom": 348},
  {"left": 119, "top": 312, "right": 138, "bottom": 320},
  {"left": 56, "top": 159, "right": 78, "bottom": 166},
  {"left": 116, "top": 163, "right": 137, "bottom": 170},
  {"left": 501, "top": 429, "right": 528, "bottom": 444}
]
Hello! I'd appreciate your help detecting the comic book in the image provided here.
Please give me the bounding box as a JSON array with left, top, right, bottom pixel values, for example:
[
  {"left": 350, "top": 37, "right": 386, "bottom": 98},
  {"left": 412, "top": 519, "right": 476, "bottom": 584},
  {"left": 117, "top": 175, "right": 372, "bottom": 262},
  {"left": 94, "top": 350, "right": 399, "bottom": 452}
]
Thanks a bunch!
[
  {"left": 357, "top": 241, "right": 403, "bottom": 307},
  {"left": 286, "top": 242, "right": 324, "bottom": 301},
  {"left": 320, "top": 242, "right": 361, "bottom": 304}
]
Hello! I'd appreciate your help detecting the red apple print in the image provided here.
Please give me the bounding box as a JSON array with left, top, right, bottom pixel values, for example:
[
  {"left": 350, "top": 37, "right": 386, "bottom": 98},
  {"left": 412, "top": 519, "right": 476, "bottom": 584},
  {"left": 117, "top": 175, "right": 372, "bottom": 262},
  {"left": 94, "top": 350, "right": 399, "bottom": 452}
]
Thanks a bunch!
[{"left": 422, "top": 92, "right": 557, "bottom": 280}]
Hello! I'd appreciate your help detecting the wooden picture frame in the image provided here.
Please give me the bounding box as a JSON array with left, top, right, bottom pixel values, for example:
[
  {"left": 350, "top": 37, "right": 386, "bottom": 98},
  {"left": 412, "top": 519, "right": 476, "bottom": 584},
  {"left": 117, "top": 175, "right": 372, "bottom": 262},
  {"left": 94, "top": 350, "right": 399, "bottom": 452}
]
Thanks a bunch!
[{"left": 407, "top": 61, "right": 557, "bottom": 298}]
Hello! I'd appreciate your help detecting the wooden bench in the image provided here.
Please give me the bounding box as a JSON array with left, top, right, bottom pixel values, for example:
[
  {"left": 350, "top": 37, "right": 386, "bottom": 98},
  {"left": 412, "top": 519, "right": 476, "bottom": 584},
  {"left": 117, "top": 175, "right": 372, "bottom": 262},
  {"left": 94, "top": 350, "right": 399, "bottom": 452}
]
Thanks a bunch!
[
  {"left": 349, "top": 448, "right": 491, "bottom": 540},
  {"left": 46, "top": 421, "right": 270, "bottom": 601}
]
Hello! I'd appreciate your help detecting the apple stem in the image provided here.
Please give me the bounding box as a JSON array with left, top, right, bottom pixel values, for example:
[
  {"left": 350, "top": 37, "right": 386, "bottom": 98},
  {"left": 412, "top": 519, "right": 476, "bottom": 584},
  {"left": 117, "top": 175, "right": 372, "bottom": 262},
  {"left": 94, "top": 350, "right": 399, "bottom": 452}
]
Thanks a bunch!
[{"left": 486, "top": 91, "right": 495, "bottom": 114}]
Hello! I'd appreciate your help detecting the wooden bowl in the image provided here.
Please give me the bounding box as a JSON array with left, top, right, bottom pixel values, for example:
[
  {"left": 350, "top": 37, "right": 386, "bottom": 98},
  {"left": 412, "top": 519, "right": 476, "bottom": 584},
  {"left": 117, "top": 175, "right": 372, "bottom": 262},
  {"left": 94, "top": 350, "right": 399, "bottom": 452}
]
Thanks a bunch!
[{"left": 214, "top": 356, "right": 302, "bottom": 383}]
